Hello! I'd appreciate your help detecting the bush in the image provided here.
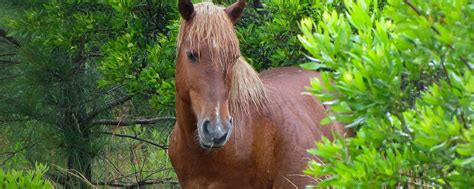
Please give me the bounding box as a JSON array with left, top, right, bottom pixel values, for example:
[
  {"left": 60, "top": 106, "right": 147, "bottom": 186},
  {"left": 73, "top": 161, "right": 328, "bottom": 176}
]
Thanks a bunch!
[
  {"left": 236, "top": 0, "right": 322, "bottom": 71},
  {"left": 0, "top": 163, "right": 54, "bottom": 189},
  {"left": 97, "top": 1, "right": 178, "bottom": 110},
  {"left": 299, "top": 0, "right": 473, "bottom": 188}
]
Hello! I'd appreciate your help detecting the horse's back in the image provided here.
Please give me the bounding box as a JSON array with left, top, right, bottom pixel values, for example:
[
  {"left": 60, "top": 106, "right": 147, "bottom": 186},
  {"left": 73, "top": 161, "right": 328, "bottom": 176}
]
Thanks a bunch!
[
  {"left": 260, "top": 67, "right": 337, "bottom": 137},
  {"left": 259, "top": 67, "right": 345, "bottom": 188}
]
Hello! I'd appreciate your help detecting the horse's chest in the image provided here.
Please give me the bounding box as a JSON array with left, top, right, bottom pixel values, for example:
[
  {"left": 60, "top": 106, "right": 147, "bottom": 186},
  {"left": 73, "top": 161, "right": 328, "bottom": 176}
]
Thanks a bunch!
[
  {"left": 168, "top": 126, "right": 274, "bottom": 188},
  {"left": 170, "top": 149, "right": 267, "bottom": 188},
  {"left": 181, "top": 176, "right": 256, "bottom": 189},
  {"left": 176, "top": 157, "right": 260, "bottom": 187}
]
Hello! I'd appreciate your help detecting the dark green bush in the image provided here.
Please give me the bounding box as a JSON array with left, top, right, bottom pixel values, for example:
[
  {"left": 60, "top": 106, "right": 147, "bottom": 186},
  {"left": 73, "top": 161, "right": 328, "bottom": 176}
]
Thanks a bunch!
[{"left": 236, "top": 0, "right": 322, "bottom": 71}]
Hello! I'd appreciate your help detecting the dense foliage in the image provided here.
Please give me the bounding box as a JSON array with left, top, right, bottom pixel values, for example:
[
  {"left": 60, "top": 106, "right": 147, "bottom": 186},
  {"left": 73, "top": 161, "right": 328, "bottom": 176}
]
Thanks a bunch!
[
  {"left": 237, "top": 1, "right": 315, "bottom": 70},
  {"left": 299, "top": 0, "right": 473, "bottom": 187},
  {"left": 0, "top": 0, "right": 318, "bottom": 187},
  {"left": 1, "top": 0, "right": 177, "bottom": 187},
  {"left": 2, "top": 0, "right": 471, "bottom": 187}
]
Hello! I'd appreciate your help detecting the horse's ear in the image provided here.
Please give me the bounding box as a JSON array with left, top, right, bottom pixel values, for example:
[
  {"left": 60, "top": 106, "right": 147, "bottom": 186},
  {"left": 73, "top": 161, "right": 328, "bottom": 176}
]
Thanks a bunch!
[
  {"left": 225, "top": 0, "right": 246, "bottom": 24},
  {"left": 179, "top": 0, "right": 195, "bottom": 21}
]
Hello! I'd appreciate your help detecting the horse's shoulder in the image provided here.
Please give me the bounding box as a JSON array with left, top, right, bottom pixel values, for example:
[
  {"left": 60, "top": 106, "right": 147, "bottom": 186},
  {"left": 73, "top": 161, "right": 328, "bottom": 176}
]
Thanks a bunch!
[{"left": 256, "top": 66, "right": 329, "bottom": 142}]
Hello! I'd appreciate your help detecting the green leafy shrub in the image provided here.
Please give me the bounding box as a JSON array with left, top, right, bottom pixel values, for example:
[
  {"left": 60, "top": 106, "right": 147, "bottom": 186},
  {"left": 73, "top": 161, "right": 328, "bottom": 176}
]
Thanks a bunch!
[
  {"left": 236, "top": 0, "right": 322, "bottom": 71},
  {"left": 299, "top": 0, "right": 473, "bottom": 187},
  {"left": 97, "top": 1, "right": 178, "bottom": 110},
  {"left": 236, "top": 0, "right": 373, "bottom": 71},
  {"left": 0, "top": 163, "right": 54, "bottom": 189}
]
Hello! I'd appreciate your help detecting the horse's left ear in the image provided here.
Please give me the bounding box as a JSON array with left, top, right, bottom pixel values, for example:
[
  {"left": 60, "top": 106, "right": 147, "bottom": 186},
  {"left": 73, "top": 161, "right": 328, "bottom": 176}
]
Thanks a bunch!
[{"left": 225, "top": 0, "right": 246, "bottom": 24}]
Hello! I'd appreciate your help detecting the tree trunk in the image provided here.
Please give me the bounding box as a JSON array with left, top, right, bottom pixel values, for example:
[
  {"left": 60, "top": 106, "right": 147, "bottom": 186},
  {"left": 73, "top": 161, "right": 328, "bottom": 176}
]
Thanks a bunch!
[
  {"left": 61, "top": 43, "right": 91, "bottom": 188},
  {"left": 61, "top": 77, "right": 91, "bottom": 188}
]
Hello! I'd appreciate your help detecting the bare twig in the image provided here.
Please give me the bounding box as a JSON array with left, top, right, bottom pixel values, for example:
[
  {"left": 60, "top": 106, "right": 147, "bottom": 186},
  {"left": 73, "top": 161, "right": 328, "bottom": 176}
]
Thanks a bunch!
[
  {"left": 403, "top": 0, "right": 421, "bottom": 16},
  {"left": 82, "top": 95, "right": 132, "bottom": 126},
  {"left": 51, "top": 164, "right": 98, "bottom": 189},
  {"left": 439, "top": 54, "right": 452, "bottom": 87},
  {"left": 92, "top": 116, "right": 175, "bottom": 126},
  {"left": 95, "top": 178, "right": 178, "bottom": 188},
  {"left": 77, "top": 85, "right": 124, "bottom": 106},
  {"left": 143, "top": 168, "right": 175, "bottom": 181},
  {"left": 103, "top": 156, "right": 133, "bottom": 183},
  {"left": 99, "top": 132, "right": 168, "bottom": 150}
]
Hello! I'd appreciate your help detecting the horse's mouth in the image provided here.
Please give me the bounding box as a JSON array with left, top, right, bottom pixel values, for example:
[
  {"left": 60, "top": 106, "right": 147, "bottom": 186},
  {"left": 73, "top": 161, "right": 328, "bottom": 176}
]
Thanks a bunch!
[{"left": 201, "top": 143, "right": 224, "bottom": 149}]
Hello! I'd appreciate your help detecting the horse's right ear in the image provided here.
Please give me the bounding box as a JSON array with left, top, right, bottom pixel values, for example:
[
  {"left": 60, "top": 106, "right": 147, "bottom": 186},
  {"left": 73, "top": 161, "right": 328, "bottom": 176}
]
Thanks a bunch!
[
  {"left": 179, "top": 0, "right": 195, "bottom": 21},
  {"left": 225, "top": 0, "right": 246, "bottom": 24}
]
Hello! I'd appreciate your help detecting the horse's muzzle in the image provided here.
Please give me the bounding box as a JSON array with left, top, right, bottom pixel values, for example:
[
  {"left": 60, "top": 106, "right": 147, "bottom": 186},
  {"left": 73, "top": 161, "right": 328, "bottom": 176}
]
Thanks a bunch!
[{"left": 199, "top": 118, "right": 233, "bottom": 149}]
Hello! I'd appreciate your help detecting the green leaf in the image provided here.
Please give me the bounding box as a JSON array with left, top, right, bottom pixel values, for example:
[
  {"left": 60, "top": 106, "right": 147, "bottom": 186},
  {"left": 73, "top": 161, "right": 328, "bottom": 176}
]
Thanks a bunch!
[
  {"left": 300, "top": 62, "right": 327, "bottom": 70},
  {"left": 320, "top": 116, "right": 336, "bottom": 125}
]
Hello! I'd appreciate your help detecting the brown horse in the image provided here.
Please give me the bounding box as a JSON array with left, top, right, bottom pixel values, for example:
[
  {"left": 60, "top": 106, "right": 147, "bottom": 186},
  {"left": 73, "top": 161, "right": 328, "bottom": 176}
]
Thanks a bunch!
[{"left": 168, "top": 0, "right": 349, "bottom": 188}]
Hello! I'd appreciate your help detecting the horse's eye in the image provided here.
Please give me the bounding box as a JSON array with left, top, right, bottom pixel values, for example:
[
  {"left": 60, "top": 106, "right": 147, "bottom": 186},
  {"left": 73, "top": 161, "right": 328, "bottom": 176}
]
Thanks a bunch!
[{"left": 186, "top": 51, "right": 198, "bottom": 63}]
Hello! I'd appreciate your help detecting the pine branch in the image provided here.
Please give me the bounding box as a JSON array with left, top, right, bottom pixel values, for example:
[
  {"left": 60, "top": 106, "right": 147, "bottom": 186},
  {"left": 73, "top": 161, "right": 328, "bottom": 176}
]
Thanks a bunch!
[
  {"left": 77, "top": 85, "right": 123, "bottom": 106},
  {"left": 0, "top": 118, "right": 32, "bottom": 122},
  {"left": 92, "top": 116, "right": 175, "bottom": 126},
  {"left": 0, "top": 74, "right": 18, "bottom": 80},
  {"left": 0, "top": 29, "right": 20, "bottom": 47},
  {"left": 99, "top": 132, "right": 168, "bottom": 150},
  {"left": 82, "top": 95, "right": 132, "bottom": 126},
  {"left": 0, "top": 145, "right": 33, "bottom": 166},
  {"left": 0, "top": 52, "right": 16, "bottom": 57},
  {"left": 0, "top": 60, "right": 19, "bottom": 65}
]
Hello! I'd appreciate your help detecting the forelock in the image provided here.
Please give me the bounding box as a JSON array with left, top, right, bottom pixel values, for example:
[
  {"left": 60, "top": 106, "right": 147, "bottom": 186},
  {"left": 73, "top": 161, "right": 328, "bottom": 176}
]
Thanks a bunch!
[{"left": 177, "top": 2, "right": 240, "bottom": 69}]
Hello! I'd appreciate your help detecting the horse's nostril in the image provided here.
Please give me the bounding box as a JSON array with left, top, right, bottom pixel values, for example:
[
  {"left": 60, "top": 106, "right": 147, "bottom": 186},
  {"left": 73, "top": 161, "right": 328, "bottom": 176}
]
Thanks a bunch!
[
  {"left": 229, "top": 117, "right": 233, "bottom": 125},
  {"left": 203, "top": 120, "right": 211, "bottom": 134},
  {"left": 214, "top": 132, "right": 228, "bottom": 144}
]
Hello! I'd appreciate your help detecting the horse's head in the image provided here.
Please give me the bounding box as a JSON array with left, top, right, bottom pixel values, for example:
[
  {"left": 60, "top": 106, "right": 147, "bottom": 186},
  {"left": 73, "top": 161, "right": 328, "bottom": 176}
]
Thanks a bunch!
[{"left": 176, "top": 0, "right": 246, "bottom": 149}]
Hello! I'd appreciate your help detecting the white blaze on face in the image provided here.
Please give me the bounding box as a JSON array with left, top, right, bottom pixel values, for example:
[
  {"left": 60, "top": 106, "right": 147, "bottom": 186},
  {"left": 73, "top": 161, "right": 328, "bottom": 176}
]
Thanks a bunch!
[
  {"left": 215, "top": 102, "right": 224, "bottom": 133},
  {"left": 215, "top": 102, "right": 220, "bottom": 120},
  {"left": 212, "top": 39, "right": 218, "bottom": 48}
]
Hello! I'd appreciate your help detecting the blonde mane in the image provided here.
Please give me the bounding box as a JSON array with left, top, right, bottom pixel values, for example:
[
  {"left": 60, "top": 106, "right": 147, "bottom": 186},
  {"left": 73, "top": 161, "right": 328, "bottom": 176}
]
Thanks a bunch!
[
  {"left": 177, "top": 2, "right": 268, "bottom": 116},
  {"left": 229, "top": 57, "right": 268, "bottom": 116}
]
